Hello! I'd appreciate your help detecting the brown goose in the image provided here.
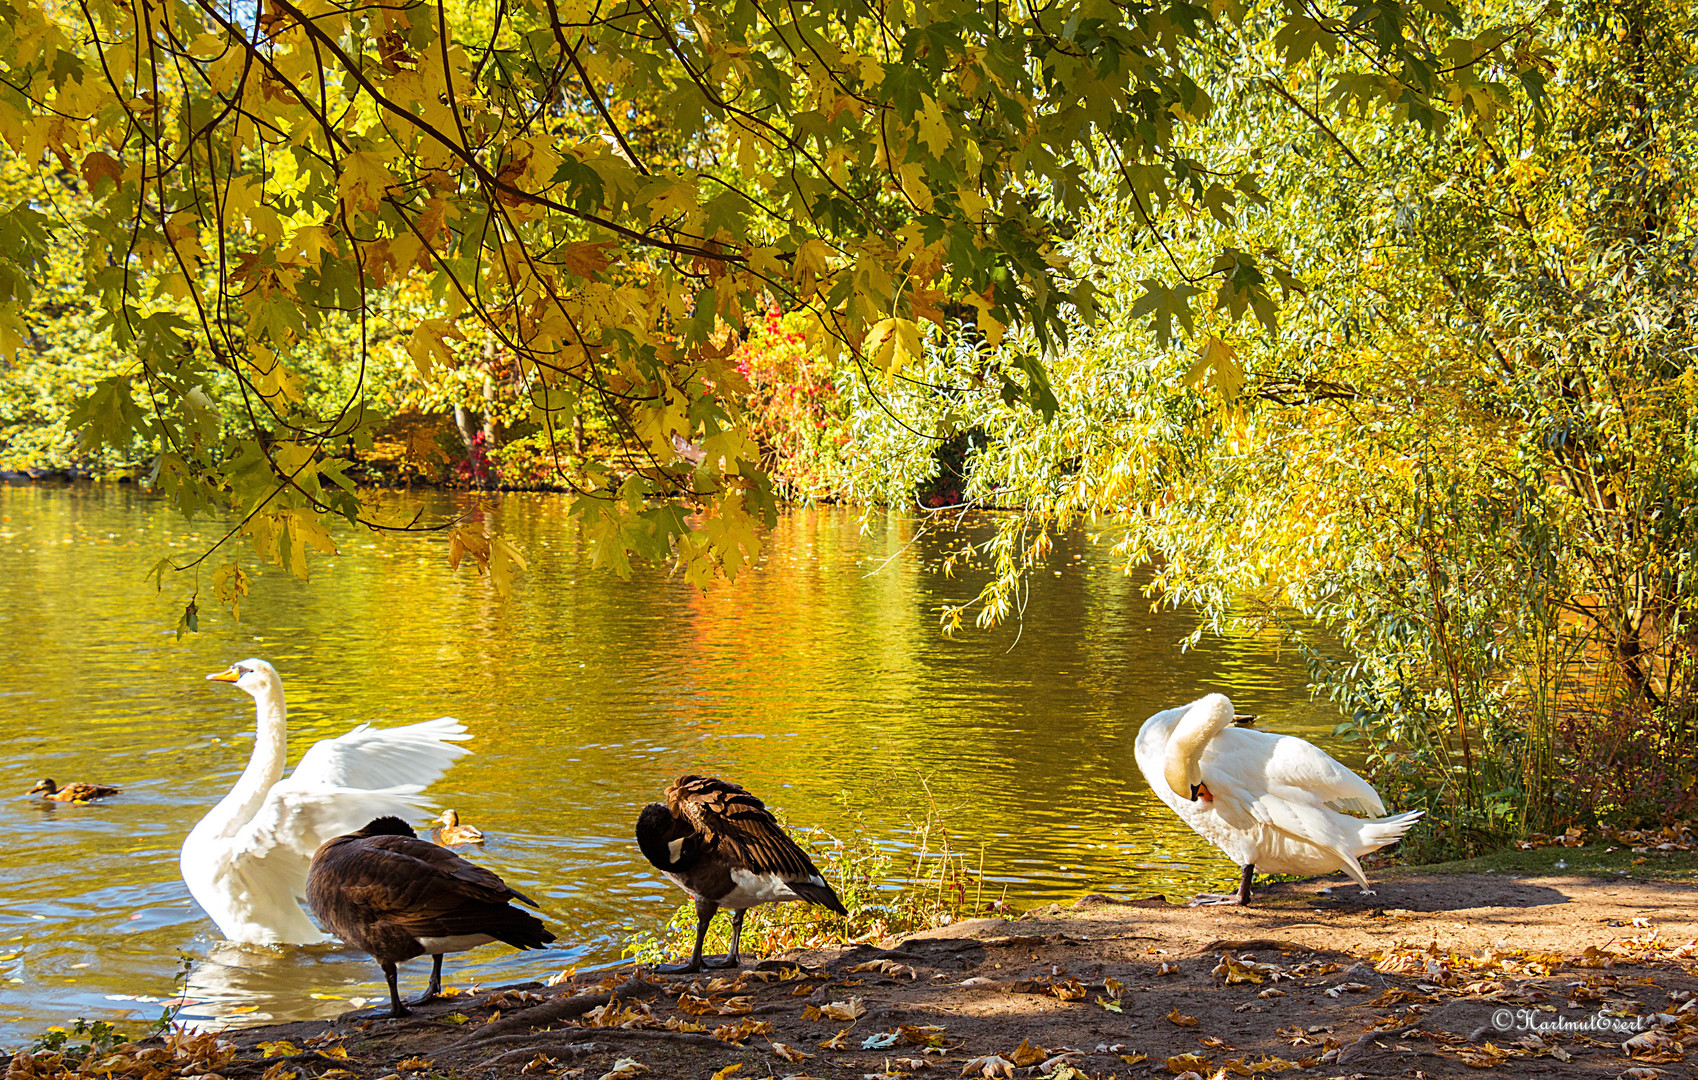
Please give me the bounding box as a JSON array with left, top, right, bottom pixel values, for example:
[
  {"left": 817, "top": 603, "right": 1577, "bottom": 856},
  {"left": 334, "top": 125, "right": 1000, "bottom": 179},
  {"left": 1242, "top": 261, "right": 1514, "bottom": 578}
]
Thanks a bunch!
[
  {"left": 635, "top": 775, "right": 846, "bottom": 973},
  {"left": 306, "top": 816, "right": 554, "bottom": 1017},
  {"left": 29, "top": 778, "right": 121, "bottom": 802}
]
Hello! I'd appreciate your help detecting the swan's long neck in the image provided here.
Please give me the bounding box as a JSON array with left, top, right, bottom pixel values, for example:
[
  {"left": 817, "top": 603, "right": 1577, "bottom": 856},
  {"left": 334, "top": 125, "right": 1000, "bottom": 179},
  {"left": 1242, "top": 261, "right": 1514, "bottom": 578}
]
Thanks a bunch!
[
  {"left": 198, "top": 680, "right": 288, "bottom": 840},
  {"left": 1163, "top": 694, "right": 1236, "bottom": 798}
]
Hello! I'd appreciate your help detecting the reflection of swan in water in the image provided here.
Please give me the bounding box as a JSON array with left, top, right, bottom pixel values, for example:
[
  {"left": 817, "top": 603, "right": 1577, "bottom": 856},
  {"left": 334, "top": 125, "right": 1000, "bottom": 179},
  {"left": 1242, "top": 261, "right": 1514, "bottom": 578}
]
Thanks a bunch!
[{"left": 175, "top": 941, "right": 368, "bottom": 1029}]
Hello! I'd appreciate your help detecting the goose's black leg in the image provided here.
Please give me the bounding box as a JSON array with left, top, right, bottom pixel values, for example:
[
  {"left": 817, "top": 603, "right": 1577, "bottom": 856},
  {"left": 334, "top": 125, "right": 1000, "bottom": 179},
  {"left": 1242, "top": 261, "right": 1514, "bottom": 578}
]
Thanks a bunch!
[
  {"left": 655, "top": 899, "right": 717, "bottom": 974},
  {"left": 1237, "top": 863, "right": 1255, "bottom": 906},
  {"left": 409, "top": 954, "right": 443, "bottom": 1005},
  {"left": 705, "top": 909, "right": 745, "bottom": 969},
  {"left": 383, "top": 961, "right": 411, "bottom": 1018}
]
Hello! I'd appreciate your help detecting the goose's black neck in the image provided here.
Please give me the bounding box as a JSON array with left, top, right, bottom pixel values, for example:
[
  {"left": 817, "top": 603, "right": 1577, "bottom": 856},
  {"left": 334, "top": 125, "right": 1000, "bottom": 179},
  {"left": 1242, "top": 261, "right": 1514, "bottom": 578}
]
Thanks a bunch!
[{"left": 355, "top": 816, "right": 418, "bottom": 838}]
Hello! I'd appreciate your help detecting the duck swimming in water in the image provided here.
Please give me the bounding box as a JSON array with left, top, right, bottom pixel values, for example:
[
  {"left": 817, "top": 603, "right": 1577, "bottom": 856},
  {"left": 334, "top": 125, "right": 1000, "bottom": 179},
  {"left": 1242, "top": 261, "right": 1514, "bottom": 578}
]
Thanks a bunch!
[
  {"left": 29, "top": 778, "right": 121, "bottom": 802},
  {"left": 432, "top": 809, "right": 484, "bottom": 846}
]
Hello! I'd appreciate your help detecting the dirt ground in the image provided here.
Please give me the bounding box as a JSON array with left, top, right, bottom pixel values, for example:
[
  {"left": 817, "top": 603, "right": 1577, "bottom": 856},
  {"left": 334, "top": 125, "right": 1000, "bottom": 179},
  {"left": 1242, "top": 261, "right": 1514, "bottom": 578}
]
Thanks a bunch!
[{"left": 37, "top": 872, "right": 1698, "bottom": 1080}]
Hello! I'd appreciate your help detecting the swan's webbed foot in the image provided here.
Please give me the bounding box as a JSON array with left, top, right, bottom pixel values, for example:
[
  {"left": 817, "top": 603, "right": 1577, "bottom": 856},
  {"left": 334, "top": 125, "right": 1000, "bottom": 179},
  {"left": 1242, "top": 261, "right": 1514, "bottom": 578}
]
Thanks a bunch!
[
  {"left": 343, "top": 1003, "right": 411, "bottom": 1021},
  {"left": 702, "top": 954, "right": 741, "bottom": 969},
  {"left": 652, "top": 959, "right": 705, "bottom": 975},
  {"left": 1187, "top": 891, "right": 1245, "bottom": 907}
]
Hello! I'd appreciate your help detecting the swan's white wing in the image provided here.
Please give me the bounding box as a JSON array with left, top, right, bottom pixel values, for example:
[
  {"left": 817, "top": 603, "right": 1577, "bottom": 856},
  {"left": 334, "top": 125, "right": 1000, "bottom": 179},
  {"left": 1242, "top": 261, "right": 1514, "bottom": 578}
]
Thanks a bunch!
[
  {"left": 209, "top": 719, "right": 470, "bottom": 923},
  {"left": 224, "top": 781, "right": 433, "bottom": 897},
  {"left": 288, "top": 717, "right": 470, "bottom": 792},
  {"left": 1210, "top": 728, "right": 1386, "bottom": 816}
]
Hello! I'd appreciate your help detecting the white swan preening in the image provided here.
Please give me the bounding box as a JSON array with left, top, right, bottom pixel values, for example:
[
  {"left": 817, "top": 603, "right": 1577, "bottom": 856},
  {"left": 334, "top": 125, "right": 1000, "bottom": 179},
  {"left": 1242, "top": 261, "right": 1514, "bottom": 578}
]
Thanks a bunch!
[
  {"left": 1135, "top": 693, "right": 1422, "bottom": 905},
  {"left": 181, "top": 659, "right": 471, "bottom": 944}
]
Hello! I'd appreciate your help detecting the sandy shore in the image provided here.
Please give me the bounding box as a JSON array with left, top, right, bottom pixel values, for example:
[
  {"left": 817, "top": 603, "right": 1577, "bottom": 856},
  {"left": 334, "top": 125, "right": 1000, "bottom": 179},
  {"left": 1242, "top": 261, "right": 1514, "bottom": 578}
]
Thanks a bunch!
[{"left": 25, "top": 870, "right": 1690, "bottom": 1080}]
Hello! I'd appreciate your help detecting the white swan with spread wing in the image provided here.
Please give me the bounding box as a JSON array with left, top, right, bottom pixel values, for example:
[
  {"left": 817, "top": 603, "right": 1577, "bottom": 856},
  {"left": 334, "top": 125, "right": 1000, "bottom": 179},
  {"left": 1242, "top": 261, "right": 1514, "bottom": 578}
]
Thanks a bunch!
[
  {"left": 181, "top": 659, "right": 471, "bottom": 944},
  {"left": 1134, "top": 693, "right": 1422, "bottom": 905}
]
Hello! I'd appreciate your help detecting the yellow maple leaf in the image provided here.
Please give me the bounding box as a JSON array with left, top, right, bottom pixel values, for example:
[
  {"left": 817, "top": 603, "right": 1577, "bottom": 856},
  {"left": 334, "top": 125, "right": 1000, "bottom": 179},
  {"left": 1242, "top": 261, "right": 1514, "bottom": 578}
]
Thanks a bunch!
[
  {"left": 339, "top": 151, "right": 396, "bottom": 212},
  {"left": 864, "top": 317, "right": 924, "bottom": 372},
  {"left": 916, "top": 94, "right": 950, "bottom": 155},
  {"left": 408, "top": 318, "right": 464, "bottom": 376}
]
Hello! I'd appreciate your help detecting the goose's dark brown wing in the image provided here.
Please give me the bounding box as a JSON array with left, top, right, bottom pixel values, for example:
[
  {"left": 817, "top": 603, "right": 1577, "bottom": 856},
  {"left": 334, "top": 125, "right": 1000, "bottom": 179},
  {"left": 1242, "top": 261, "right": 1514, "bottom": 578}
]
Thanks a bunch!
[
  {"left": 308, "top": 835, "right": 552, "bottom": 948},
  {"left": 665, "top": 775, "right": 822, "bottom": 882}
]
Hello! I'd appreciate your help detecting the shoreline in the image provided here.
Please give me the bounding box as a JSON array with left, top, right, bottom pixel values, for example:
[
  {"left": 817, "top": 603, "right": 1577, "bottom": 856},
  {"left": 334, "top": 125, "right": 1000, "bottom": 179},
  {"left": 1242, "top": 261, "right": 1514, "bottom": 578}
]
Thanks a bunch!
[{"left": 9, "top": 869, "right": 1696, "bottom": 1078}]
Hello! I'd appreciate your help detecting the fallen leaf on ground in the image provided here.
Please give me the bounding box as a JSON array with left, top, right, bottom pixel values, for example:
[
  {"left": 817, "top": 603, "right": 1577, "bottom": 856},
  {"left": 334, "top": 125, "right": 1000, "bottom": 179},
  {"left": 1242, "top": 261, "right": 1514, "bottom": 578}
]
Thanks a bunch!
[
  {"left": 818, "top": 1029, "right": 851, "bottom": 1050},
  {"left": 394, "top": 1060, "right": 432, "bottom": 1071},
  {"left": 862, "top": 1033, "right": 899, "bottom": 1050},
  {"left": 850, "top": 959, "right": 918, "bottom": 979},
  {"left": 1009, "top": 1039, "right": 1047, "bottom": 1067},
  {"left": 818, "top": 997, "right": 867, "bottom": 1021},
  {"left": 712, "top": 1019, "right": 772, "bottom": 1043},
  {"left": 1242, "top": 1055, "right": 1298, "bottom": 1072},
  {"left": 258, "top": 1043, "right": 301, "bottom": 1058},
  {"left": 1213, "top": 953, "right": 1264, "bottom": 984},
  {"left": 708, "top": 1066, "right": 741, "bottom": 1080},
  {"left": 1167, "top": 1008, "right": 1200, "bottom": 1027},
  {"left": 1453, "top": 1043, "right": 1512, "bottom": 1068},
  {"left": 769, "top": 1042, "right": 812, "bottom": 1064},
  {"left": 958, "top": 1055, "right": 1015, "bottom": 1079},
  {"left": 1165, "top": 1053, "right": 1211, "bottom": 1074},
  {"left": 599, "top": 1060, "right": 647, "bottom": 1080}
]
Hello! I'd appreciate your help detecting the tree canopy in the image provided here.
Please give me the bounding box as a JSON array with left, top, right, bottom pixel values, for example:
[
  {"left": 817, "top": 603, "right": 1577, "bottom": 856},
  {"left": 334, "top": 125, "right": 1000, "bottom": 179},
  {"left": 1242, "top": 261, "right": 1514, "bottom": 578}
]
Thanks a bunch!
[{"left": 1, "top": 0, "right": 1546, "bottom": 605}]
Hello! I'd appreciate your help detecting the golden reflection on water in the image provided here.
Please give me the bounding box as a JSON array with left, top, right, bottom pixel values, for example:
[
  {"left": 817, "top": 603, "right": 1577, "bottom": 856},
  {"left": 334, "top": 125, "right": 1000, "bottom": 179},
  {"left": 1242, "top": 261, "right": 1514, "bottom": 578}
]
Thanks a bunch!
[{"left": 0, "top": 484, "right": 1346, "bottom": 1042}]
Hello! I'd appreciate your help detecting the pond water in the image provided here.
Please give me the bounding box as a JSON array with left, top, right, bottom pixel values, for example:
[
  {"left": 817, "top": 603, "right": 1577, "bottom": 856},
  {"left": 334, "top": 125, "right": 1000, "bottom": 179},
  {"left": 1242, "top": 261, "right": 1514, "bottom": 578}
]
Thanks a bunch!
[{"left": 0, "top": 482, "right": 1345, "bottom": 1045}]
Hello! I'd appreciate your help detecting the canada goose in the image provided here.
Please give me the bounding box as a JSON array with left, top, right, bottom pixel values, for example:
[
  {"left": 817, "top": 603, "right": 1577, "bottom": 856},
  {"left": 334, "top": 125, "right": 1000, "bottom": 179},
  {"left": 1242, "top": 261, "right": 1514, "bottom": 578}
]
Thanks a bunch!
[
  {"left": 28, "top": 778, "right": 121, "bottom": 802},
  {"left": 1134, "top": 693, "right": 1423, "bottom": 905},
  {"left": 307, "top": 816, "right": 555, "bottom": 1017},
  {"left": 433, "top": 809, "right": 484, "bottom": 846},
  {"left": 636, "top": 775, "right": 847, "bottom": 973},
  {"left": 182, "top": 659, "right": 471, "bottom": 944}
]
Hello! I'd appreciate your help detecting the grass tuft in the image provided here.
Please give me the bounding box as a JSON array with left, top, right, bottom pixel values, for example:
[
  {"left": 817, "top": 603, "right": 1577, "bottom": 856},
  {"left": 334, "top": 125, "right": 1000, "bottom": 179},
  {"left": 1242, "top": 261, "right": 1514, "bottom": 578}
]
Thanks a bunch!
[{"left": 625, "top": 788, "right": 1011, "bottom": 965}]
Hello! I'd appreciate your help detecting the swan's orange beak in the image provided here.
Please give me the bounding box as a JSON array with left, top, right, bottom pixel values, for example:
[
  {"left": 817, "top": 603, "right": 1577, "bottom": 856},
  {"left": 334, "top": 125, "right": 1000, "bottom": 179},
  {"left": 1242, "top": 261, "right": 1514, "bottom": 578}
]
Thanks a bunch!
[
  {"left": 206, "top": 666, "right": 240, "bottom": 683},
  {"left": 1190, "top": 782, "right": 1215, "bottom": 803}
]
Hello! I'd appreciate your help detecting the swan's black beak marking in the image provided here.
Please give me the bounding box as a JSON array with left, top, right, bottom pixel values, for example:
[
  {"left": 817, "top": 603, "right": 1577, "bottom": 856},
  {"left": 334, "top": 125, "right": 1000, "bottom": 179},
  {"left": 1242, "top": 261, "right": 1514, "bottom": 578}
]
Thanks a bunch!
[{"left": 1189, "top": 783, "right": 1203, "bottom": 801}]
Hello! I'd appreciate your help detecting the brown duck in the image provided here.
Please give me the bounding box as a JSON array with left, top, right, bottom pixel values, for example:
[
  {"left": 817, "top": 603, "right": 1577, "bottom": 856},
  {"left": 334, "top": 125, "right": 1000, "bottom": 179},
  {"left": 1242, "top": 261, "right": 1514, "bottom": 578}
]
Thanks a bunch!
[
  {"left": 29, "top": 778, "right": 121, "bottom": 802},
  {"left": 635, "top": 775, "right": 846, "bottom": 973},
  {"left": 306, "top": 817, "right": 554, "bottom": 1017},
  {"left": 431, "top": 809, "right": 484, "bottom": 846}
]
